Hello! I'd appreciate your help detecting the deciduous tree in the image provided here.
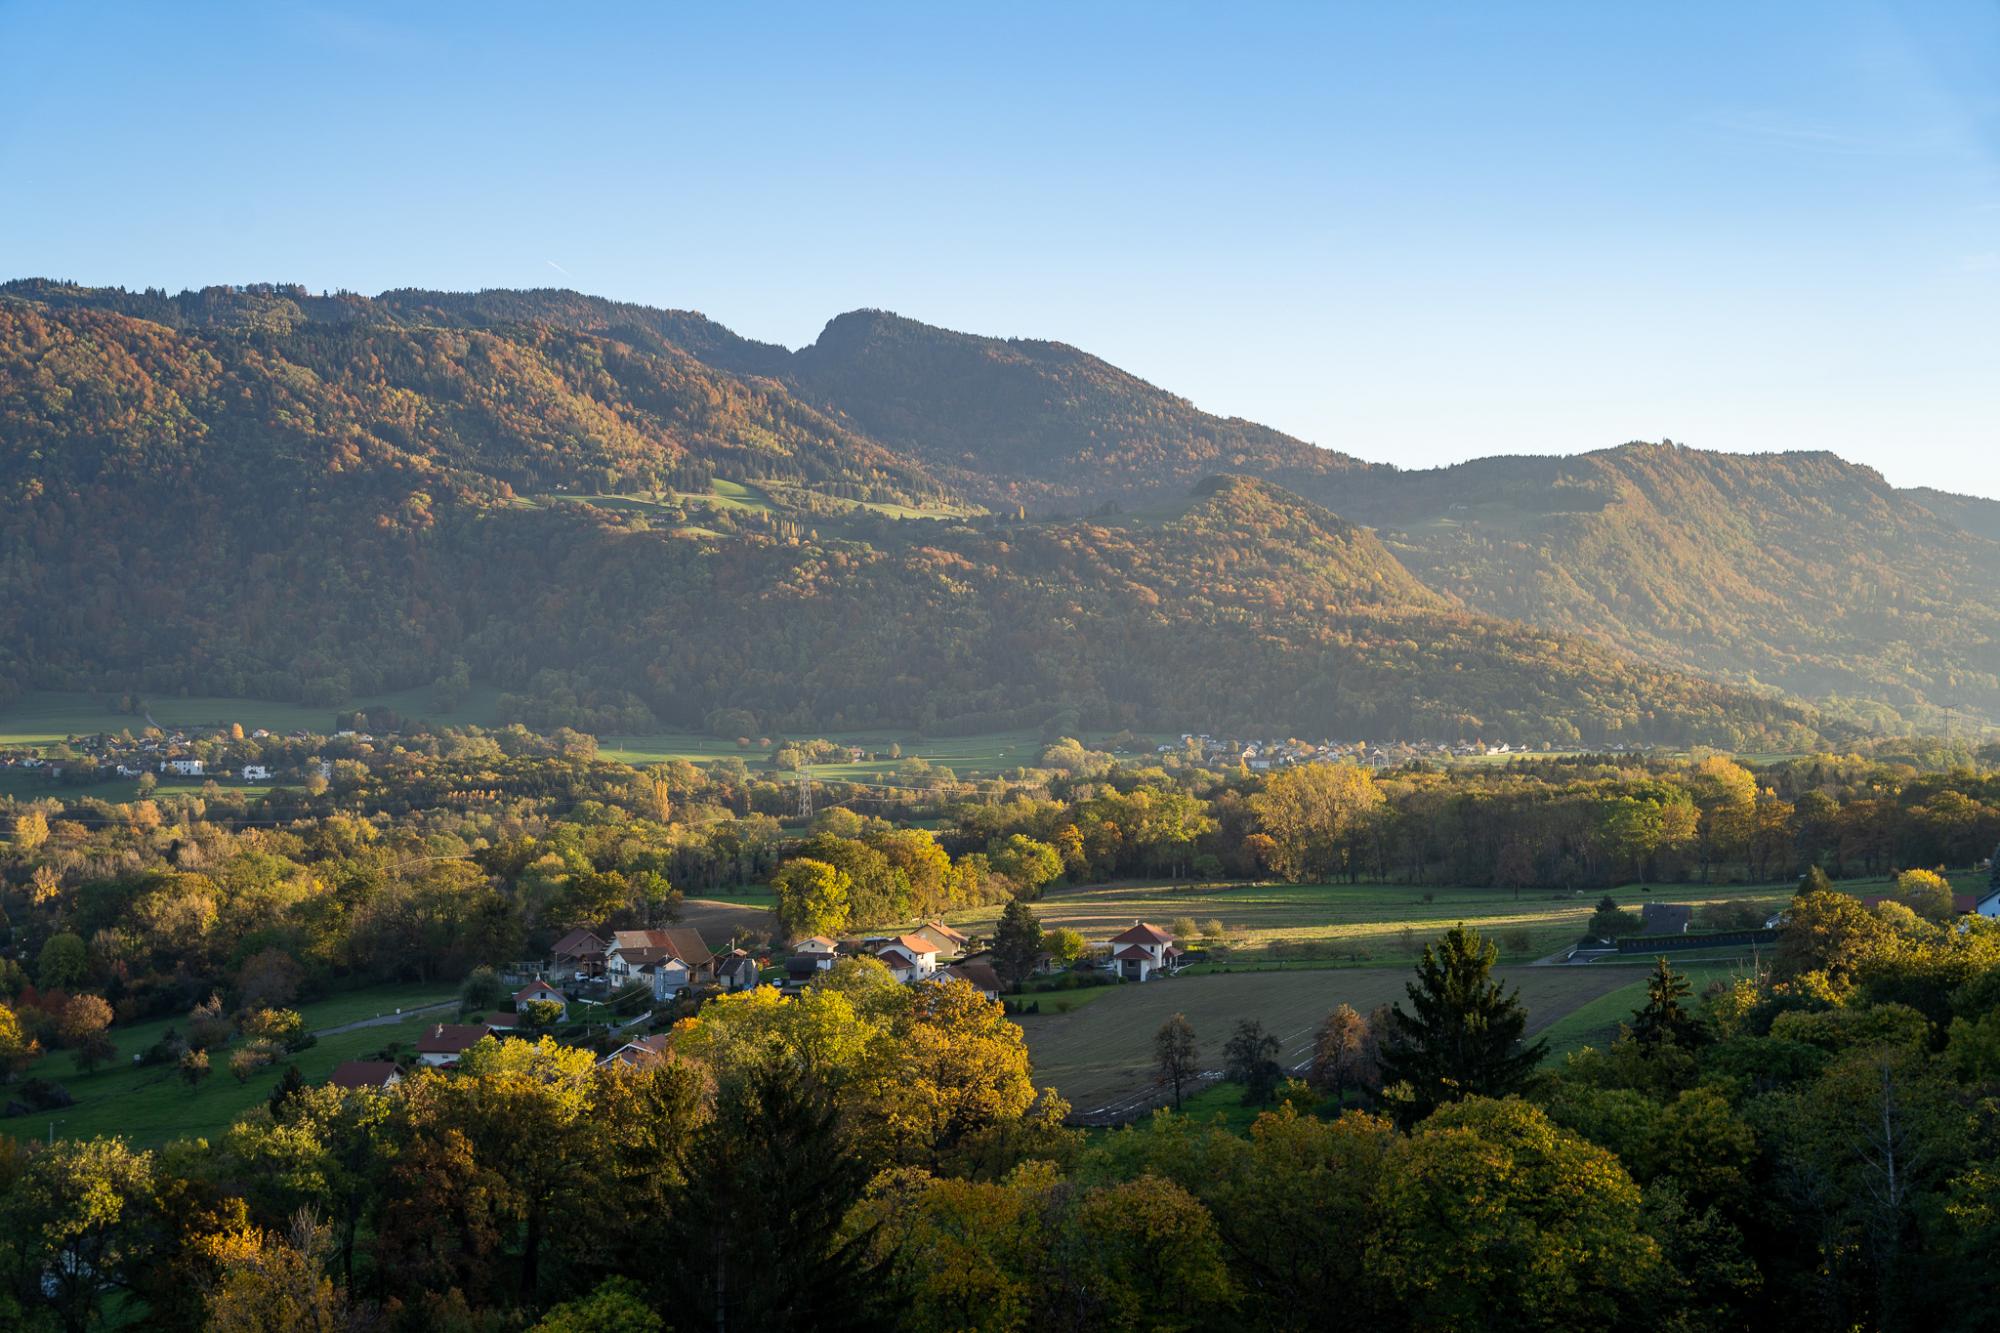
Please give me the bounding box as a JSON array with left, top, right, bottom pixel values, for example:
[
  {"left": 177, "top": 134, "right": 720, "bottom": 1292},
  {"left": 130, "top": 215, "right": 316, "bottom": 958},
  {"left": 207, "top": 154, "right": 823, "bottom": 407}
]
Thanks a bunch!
[{"left": 1155, "top": 1013, "right": 1200, "bottom": 1110}]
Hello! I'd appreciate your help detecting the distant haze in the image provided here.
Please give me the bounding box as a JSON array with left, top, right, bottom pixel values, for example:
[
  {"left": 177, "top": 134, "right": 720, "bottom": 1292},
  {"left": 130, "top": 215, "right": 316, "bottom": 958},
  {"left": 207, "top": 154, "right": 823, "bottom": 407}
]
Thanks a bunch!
[{"left": 4, "top": 2, "right": 1995, "bottom": 496}]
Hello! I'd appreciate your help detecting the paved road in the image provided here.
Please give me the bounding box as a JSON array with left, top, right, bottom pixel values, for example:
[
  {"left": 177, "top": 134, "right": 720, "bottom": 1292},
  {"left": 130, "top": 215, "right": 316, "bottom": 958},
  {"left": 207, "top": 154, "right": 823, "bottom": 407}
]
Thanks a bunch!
[{"left": 313, "top": 999, "right": 456, "bottom": 1038}]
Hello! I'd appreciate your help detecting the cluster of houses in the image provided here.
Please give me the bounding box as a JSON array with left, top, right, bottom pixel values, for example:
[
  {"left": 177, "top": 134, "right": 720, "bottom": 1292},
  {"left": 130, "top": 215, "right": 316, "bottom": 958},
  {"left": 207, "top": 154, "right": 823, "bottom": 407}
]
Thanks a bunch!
[
  {"left": 782, "top": 920, "right": 1000, "bottom": 998},
  {"left": 783, "top": 918, "right": 1187, "bottom": 992},
  {"left": 1, "top": 722, "right": 337, "bottom": 786},
  {"left": 542, "top": 925, "right": 766, "bottom": 1002},
  {"left": 1155, "top": 733, "right": 1613, "bottom": 772},
  {"left": 323, "top": 916, "right": 1193, "bottom": 1090}
]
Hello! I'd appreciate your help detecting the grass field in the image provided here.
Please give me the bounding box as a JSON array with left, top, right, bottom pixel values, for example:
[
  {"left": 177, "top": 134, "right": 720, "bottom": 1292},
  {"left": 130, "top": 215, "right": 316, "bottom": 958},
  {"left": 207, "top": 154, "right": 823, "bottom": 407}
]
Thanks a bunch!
[
  {"left": 3, "top": 983, "right": 456, "bottom": 1148},
  {"left": 944, "top": 872, "right": 1987, "bottom": 969},
  {"left": 938, "top": 879, "right": 1790, "bottom": 970},
  {"left": 0, "top": 772, "right": 229, "bottom": 803},
  {"left": 598, "top": 727, "right": 1070, "bottom": 780},
  {"left": 1535, "top": 960, "right": 1753, "bottom": 1062},
  {"left": 1017, "top": 966, "right": 1638, "bottom": 1119},
  {"left": 0, "top": 686, "right": 506, "bottom": 751},
  {"left": 532, "top": 477, "right": 978, "bottom": 526}
]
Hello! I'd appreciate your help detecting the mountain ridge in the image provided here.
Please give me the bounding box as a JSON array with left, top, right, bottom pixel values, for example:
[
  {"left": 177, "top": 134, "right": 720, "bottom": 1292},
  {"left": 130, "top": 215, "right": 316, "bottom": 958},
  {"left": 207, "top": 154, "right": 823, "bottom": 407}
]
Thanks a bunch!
[{"left": 2, "top": 277, "right": 1986, "bottom": 735}]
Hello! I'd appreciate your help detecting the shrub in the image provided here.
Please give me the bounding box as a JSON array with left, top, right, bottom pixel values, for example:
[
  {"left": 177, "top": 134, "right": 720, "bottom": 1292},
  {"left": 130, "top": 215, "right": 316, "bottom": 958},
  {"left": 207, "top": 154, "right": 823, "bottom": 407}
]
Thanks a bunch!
[
  {"left": 239, "top": 1007, "right": 308, "bottom": 1051},
  {"left": 179, "top": 1048, "right": 211, "bottom": 1088},
  {"left": 141, "top": 1027, "right": 190, "bottom": 1067},
  {"left": 229, "top": 1043, "right": 278, "bottom": 1083}
]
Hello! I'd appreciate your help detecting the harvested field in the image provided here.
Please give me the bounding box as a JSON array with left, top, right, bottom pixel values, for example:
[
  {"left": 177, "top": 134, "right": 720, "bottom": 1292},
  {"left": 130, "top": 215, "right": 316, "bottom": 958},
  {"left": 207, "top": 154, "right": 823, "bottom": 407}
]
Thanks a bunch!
[
  {"left": 1016, "top": 966, "right": 1637, "bottom": 1121},
  {"left": 679, "top": 896, "right": 775, "bottom": 945}
]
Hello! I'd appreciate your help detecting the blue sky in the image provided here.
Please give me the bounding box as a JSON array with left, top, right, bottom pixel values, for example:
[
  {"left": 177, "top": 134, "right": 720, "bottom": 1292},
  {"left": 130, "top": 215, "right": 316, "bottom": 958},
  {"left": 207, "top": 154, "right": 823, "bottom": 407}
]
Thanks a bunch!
[{"left": 4, "top": 2, "right": 1996, "bottom": 495}]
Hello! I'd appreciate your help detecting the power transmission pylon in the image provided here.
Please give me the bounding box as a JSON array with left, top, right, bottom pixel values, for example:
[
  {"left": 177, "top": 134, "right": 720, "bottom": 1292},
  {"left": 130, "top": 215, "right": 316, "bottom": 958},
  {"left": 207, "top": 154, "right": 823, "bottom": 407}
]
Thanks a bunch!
[{"left": 796, "top": 766, "right": 813, "bottom": 819}]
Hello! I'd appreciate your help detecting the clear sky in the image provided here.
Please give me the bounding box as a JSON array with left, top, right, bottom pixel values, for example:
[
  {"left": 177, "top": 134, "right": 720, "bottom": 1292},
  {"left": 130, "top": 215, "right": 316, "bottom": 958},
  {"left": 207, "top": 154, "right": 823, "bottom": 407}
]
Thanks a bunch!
[{"left": 4, "top": 2, "right": 1996, "bottom": 496}]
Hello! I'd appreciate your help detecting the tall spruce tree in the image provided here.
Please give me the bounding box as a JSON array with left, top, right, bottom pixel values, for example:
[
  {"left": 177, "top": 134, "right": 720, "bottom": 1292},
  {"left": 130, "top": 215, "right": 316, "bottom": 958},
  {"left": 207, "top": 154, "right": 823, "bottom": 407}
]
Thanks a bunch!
[
  {"left": 662, "top": 1062, "right": 875, "bottom": 1331},
  {"left": 1378, "top": 925, "right": 1544, "bottom": 1123},
  {"left": 992, "top": 897, "right": 1043, "bottom": 992},
  {"left": 1629, "top": 956, "right": 1701, "bottom": 1049}
]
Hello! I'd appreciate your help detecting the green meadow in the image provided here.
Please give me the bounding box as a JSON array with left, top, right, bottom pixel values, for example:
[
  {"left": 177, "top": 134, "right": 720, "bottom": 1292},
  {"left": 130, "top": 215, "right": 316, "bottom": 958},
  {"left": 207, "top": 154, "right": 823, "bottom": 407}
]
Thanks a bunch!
[{"left": 3, "top": 983, "right": 457, "bottom": 1148}]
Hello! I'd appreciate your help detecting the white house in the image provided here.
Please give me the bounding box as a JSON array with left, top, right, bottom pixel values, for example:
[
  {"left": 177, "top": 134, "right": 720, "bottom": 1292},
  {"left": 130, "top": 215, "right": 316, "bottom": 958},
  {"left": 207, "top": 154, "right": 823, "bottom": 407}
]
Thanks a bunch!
[
  {"left": 163, "top": 758, "right": 204, "bottom": 777},
  {"left": 241, "top": 765, "right": 271, "bottom": 782},
  {"left": 1107, "top": 921, "right": 1181, "bottom": 982},
  {"left": 1974, "top": 887, "right": 2000, "bottom": 919},
  {"left": 873, "top": 934, "right": 939, "bottom": 982},
  {"left": 638, "top": 956, "right": 693, "bottom": 1002},
  {"left": 512, "top": 980, "right": 568, "bottom": 1020},
  {"left": 876, "top": 947, "right": 924, "bottom": 983},
  {"left": 794, "top": 936, "right": 841, "bottom": 971}
]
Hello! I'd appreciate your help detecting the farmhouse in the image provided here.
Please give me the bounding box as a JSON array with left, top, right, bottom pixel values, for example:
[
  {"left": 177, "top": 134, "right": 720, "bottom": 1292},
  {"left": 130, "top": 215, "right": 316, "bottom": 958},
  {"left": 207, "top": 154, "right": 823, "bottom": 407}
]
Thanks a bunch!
[
  {"left": 1107, "top": 921, "right": 1182, "bottom": 982},
  {"left": 327, "top": 1060, "right": 401, "bottom": 1091},
  {"left": 907, "top": 920, "right": 970, "bottom": 960},
  {"left": 416, "top": 1023, "right": 494, "bottom": 1067},
  {"left": 605, "top": 928, "right": 714, "bottom": 990},
  {"left": 241, "top": 764, "right": 271, "bottom": 782},
  {"left": 163, "top": 758, "right": 204, "bottom": 776},
  {"left": 550, "top": 928, "right": 608, "bottom": 979}
]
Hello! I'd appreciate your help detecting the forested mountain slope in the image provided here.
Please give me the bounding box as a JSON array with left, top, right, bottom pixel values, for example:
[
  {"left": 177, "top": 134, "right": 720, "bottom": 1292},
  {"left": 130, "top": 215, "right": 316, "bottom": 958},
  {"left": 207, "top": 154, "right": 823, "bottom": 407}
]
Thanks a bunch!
[
  {"left": 1329, "top": 445, "right": 2000, "bottom": 728},
  {"left": 781, "top": 309, "right": 1381, "bottom": 510},
  {"left": 8, "top": 278, "right": 1984, "bottom": 738},
  {"left": 0, "top": 286, "right": 1820, "bottom": 745}
]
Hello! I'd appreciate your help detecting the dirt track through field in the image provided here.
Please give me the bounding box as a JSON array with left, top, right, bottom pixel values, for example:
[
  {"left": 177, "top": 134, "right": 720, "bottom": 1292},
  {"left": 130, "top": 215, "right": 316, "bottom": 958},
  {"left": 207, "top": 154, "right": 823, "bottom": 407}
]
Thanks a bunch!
[{"left": 1018, "top": 966, "right": 1634, "bottom": 1121}]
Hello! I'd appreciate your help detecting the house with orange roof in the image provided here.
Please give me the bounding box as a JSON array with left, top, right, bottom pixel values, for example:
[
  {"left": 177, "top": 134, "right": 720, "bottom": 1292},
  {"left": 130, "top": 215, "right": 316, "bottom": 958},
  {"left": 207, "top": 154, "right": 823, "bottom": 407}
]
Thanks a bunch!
[
  {"left": 872, "top": 933, "right": 939, "bottom": 982},
  {"left": 908, "top": 920, "right": 970, "bottom": 960}
]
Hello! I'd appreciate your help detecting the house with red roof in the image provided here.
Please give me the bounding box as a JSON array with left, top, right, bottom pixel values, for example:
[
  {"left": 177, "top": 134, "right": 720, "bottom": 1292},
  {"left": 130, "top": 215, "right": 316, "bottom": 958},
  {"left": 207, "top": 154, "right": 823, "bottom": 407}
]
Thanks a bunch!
[{"left": 1107, "top": 921, "right": 1182, "bottom": 982}]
